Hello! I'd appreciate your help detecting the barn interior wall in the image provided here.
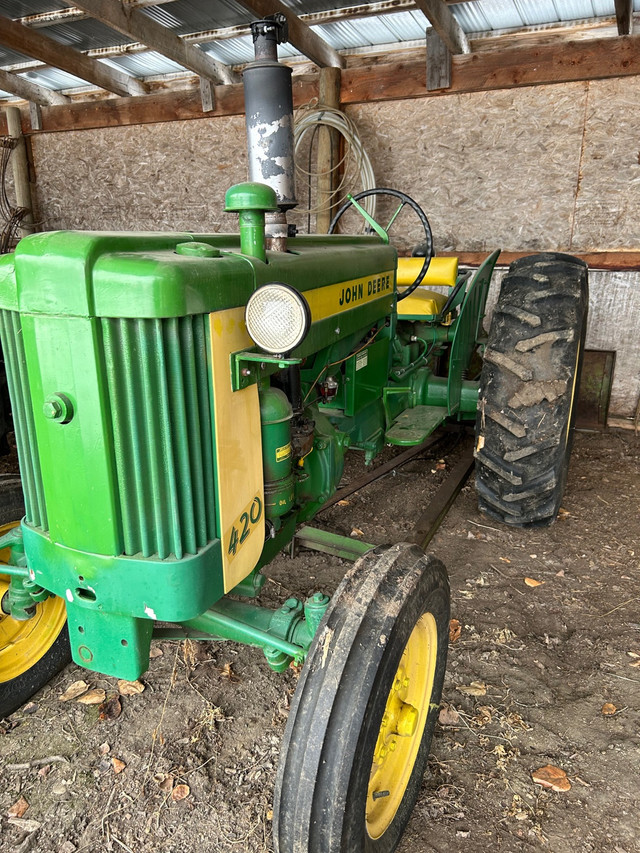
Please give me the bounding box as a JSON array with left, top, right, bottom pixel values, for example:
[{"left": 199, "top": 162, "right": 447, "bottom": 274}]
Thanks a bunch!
[{"left": 17, "top": 75, "right": 640, "bottom": 419}]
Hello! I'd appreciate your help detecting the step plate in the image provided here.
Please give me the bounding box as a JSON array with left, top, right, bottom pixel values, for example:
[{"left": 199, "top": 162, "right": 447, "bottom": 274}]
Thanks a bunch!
[{"left": 386, "top": 405, "right": 449, "bottom": 446}]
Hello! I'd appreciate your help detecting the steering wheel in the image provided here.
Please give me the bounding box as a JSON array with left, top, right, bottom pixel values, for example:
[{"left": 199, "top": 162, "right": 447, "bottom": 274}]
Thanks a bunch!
[{"left": 328, "top": 188, "right": 433, "bottom": 301}]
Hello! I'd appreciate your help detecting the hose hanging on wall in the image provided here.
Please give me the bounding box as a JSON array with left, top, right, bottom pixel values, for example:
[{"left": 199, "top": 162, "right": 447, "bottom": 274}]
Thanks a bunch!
[
  {"left": 0, "top": 137, "right": 29, "bottom": 254},
  {"left": 293, "top": 101, "right": 376, "bottom": 231}
]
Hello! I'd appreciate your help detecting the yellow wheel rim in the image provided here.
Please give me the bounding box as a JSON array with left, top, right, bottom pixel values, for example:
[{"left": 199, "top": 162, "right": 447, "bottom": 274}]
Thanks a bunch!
[
  {"left": 0, "top": 522, "right": 67, "bottom": 683},
  {"left": 565, "top": 343, "right": 582, "bottom": 449},
  {"left": 366, "top": 612, "right": 438, "bottom": 840}
]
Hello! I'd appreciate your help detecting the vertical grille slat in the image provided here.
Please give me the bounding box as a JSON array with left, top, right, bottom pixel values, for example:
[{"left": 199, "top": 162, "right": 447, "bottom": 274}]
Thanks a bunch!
[
  {"left": 193, "top": 317, "right": 217, "bottom": 540},
  {"left": 102, "top": 314, "right": 216, "bottom": 560},
  {"left": 178, "top": 318, "right": 208, "bottom": 550},
  {"left": 103, "top": 319, "right": 150, "bottom": 557},
  {"left": 0, "top": 310, "right": 48, "bottom": 530},
  {"left": 165, "top": 318, "right": 197, "bottom": 559}
]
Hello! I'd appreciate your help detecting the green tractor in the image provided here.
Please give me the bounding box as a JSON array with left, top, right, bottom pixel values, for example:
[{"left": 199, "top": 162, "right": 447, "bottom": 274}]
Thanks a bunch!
[{"left": 0, "top": 17, "right": 587, "bottom": 853}]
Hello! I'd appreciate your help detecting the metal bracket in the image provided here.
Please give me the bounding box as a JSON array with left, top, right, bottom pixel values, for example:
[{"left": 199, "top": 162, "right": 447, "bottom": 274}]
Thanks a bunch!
[
  {"left": 295, "top": 525, "right": 375, "bottom": 561},
  {"left": 231, "top": 349, "right": 302, "bottom": 391}
]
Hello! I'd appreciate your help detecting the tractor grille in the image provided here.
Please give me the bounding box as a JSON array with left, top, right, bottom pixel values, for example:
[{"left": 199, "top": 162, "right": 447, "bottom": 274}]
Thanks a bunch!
[
  {"left": 101, "top": 315, "right": 217, "bottom": 560},
  {"left": 0, "top": 310, "right": 48, "bottom": 531}
]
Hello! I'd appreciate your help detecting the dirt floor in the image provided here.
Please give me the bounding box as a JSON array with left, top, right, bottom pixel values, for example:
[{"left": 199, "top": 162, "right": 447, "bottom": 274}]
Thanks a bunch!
[{"left": 0, "top": 428, "right": 638, "bottom": 853}]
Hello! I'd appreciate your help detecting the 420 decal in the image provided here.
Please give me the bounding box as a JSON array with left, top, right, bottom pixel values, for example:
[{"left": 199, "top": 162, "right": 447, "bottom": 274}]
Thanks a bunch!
[{"left": 228, "top": 495, "right": 263, "bottom": 557}]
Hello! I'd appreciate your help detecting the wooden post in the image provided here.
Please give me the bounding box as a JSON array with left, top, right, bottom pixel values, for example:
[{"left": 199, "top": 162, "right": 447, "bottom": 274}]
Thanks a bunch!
[
  {"left": 4, "top": 107, "right": 34, "bottom": 237},
  {"left": 426, "top": 27, "right": 451, "bottom": 91},
  {"left": 315, "top": 66, "right": 341, "bottom": 234}
]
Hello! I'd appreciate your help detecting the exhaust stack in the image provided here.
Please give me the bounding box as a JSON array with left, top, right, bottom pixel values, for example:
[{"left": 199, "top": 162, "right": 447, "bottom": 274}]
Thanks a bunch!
[{"left": 244, "top": 16, "right": 297, "bottom": 226}]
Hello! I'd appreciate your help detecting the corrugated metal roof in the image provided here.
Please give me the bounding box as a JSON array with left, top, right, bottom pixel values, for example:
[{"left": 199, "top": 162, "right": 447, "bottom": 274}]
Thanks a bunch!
[
  {"left": 0, "top": 0, "right": 637, "bottom": 96},
  {"left": 142, "top": 0, "right": 254, "bottom": 33},
  {"left": 43, "top": 19, "right": 136, "bottom": 51},
  {"left": 0, "top": 1, "right": 71, "bottom": 16}
]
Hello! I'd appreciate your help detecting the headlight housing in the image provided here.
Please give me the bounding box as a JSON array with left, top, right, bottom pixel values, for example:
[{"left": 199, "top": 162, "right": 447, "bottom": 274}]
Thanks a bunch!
[{"left": 245, "top": 283, "right": 311, "bottom": 355}]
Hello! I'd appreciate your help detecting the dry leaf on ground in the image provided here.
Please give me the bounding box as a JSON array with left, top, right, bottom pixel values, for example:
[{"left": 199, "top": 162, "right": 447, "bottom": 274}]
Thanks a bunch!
[
  {"left": 98, "top": 696, "right": 122, "bottom": 721},
  {"left": 76, "top": 688, "right": 106, "bottom": 705},
  {"left": 456, "top": 681, "right": 487, "bottom": 697},
  {"left": 118, "top": 680, "right": 145, "bottom": 696},
  {"left": 337, "top": 499, "right": 350, "bottom": 506},
  {"left": 149, "top": 645, "right": 163, "bottom": 659},
  {"left": 111, "top": 758, "right": 126, "bottom": 774},
  {"left": 59, "top": 680, "right": 89, "bottom": 702},
  {"left": 438, "top": 704, "right": 460, "bottom": 726},
  {"left": 601, "top": 703, "right": 617, "bottom": 715},
  {"left": 449, "top": 619, "right": 462, "bottom": 643},
  {"left": 531, "top": 764, "right": 571, "bottom": 792},
  {"left": 350, "top": 527, "right": 364, "bottom": 537},
  {"left": 524, "top": 577, "right": 545, "bottom": 587},
  {"left": 7, "top": 797, "right": 29, "bottom": 818},
  {"left": 171, "top": 784, "right": 190, "bottom": 802}
]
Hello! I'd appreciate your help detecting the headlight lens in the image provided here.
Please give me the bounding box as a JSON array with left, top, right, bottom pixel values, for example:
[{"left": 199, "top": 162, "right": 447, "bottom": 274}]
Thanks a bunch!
[{"left": 245, "top": 283, "right": 311, "bottom": 354}]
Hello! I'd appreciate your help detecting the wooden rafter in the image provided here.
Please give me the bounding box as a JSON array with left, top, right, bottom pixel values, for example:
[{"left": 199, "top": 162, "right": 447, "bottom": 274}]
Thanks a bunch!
[
  {"left": 614, "top": 0, "right": 633, "bottom": 35},
  {"left": 233, "top": 0, "right": 345, "bottom": 68},
  {"left": 71, "top": 0, "right": 240, "bottom": 85},
  {"left": 413, "top": 0, "right": 469, "bottom": 54},
  {"left": 0, "top": 69, "right": 69, "bottom": 105},
  {"left": 0, "top": 13, "right": 147, "bottom": 96},
  {"left": 12, "top": 30, "right": 640, "bottom": 136}
]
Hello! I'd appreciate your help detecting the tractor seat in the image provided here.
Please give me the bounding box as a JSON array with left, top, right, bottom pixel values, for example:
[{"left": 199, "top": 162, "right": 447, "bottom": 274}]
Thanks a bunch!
[{"left": 396, "top": 256, "right": 458, "bottom": 319}]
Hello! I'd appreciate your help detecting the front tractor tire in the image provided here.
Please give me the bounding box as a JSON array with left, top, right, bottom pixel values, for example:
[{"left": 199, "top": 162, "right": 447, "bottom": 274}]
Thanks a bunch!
[
  {"left": 0, "top": 520, "right": 70, "bottom": 718},
  {"left": 274, "top": 543, "right": 450, "bottom": 853},
  {"left": 475, "top": 252, "right": 588, "bottom": 526}
]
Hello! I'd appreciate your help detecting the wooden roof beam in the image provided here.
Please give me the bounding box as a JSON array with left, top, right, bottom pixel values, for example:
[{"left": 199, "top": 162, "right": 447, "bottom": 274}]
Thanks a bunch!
[
  {"left": 0, "top": 13, "right": 147, "bottom": 96},
  {"left": 615, "top": 0, "right": 633, "bottom": 35},
  {"left": 413, "top": 0, "right": 470, "bottom": 53},
  {"left": 234, "top": 0, "right": 345, "bottom": 68},
  {"left": 0, "top": 68, "right": 70, "bottom": 105},
  {"left": 71, "top": 0, "right": 240, "bottom": 85}
]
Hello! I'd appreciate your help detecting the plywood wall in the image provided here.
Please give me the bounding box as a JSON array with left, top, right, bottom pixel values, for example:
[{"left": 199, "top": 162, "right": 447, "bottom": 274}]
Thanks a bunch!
[
  {"left": 32, "top": 115, "right": 247, "bottom": 233},
  {"left": 30, "top": 77, "right": 640, "bottom": 251},
  {"left": 347, "top": 77, "right": 640, "bottom": 254},
  {"left": 20, "top": 76, "right": 640, "bottom": 418}
]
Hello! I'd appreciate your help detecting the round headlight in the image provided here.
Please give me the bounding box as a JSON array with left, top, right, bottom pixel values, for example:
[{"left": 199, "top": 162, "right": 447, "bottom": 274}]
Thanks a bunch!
[{"left": 245, "top": 283, "right": 311, "bottom": 355}]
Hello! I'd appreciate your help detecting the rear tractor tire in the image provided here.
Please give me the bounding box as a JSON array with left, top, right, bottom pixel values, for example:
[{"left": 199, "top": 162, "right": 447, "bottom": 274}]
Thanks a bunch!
[
  {"left": 274, "top": 543, "right": 450, "bottom": 853},
  {"left": 475, "top": 252, "right": 588, "bottom": 526}
]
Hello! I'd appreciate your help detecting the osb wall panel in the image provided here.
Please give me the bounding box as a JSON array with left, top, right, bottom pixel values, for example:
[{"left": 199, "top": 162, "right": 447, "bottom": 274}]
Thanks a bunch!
[
  {"left": 346, "top": 85, "right": 585, "bottom": 254},
  {"left": 347, "top": 79, "right": 639, "bottom": 254},
  {"left": 31, "top": 115, "right": 247, "bottom": 233},
  {"left": 571, "top": 78, "right": 640, "bottom": 250}
]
